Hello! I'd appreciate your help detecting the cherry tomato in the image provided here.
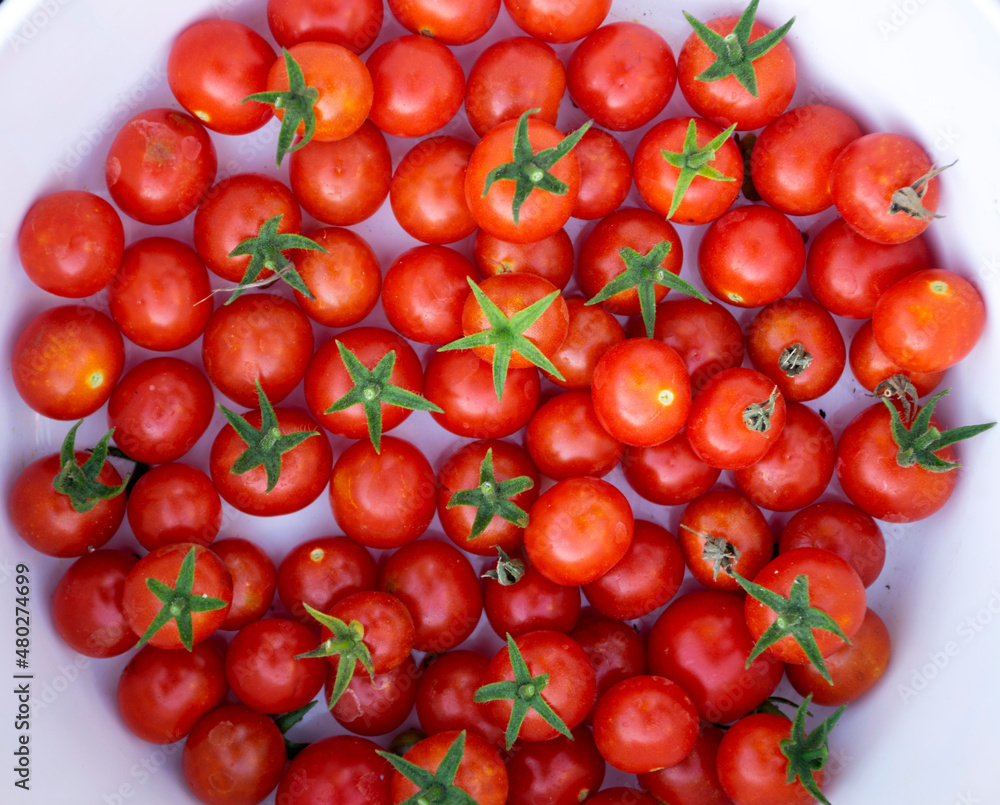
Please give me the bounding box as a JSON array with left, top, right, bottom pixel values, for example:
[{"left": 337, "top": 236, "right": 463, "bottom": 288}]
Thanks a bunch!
[
  {"left": 591, "top": 338, "right": 692, "bottom": 448},
  {"left": 273, "top": 735, "right": 392, "bottom": 805},
  {"left": 117, "top": 640, "right": 228, "bottom": 745},
  {"left": 324, "top": 590, "right": 415, "bottom": 677},
  {"left": 473, "top": 227, "right": 574, "bottom": 290},
  {"left": 390, "top": 730, "right": 508, "bottom": 805},
  {"left": 289, "top": 226, "right": 380, "bottom": 327},
  {"left": 266, "top": 0, "right": 383, "bottom": 53},
  {"left": 276, "top": 535, "right": 377, "bottom": 625},
  {"left": 503, "top": 0, "right": 611, "bottom": 44},
  {"left": 388, "top": 0, "right": 500, "bottom": 45},
  {"left": 167, "top": 19, "right": 275, "bottom": 135},
  {"left": 571, "top": 128, "right": 632, "bottom": 220},
  {"left": 328, "top": 652, "right": 420, "bottom": 736},
  {"left": 481, "top": 550, "right": 581, "bottom": 638},
  {"left": 212, "top": 537, "right": 278, "bottom": 631},
  {"left": 107, "top": 357, "right": 215, "bottom": 465},
  {"left": 542, "top": 295, "right": 625, "bottom": 390},
  {"left": 638, "top": 723, "right": 730, "bottom": 805},
  {"left": 569, "top": 614, "right": 647, "bottom": 722},
  {"left": 328, "top": 436, "right": 436, "bottom": 549},
  {"left": 620, "top": 431, "right": 721, "bottom": 507},
  {"left": 525, "top": 390, "right": 623, "bottom": 480},
  {"left": 504, "top": 725, "right": 606, "bottom": 805},
  {"left": 366, "top": 35, "right": 465, "bottom": 138},
  {"left": 848, "top": 318, "right": 946, "bottom": 398},
  {"left": 581, "top": 519, "right": 684, "bottom": 621},
  {"left": 126, "top": 463, "right": 222, "bottom": 551},
  {"left": 12, "top": 304, "right": 125, "bottom": 420},
  {"left": 415, "top": 650, "right": 506, "bottom": 749},
  {"left": 524, "top": 476, "right": 633, "bottom": 587},
  {"left": 647, "top": 590, "right": 785, "bottom": 724},
  {"left": 104, "top": 108, "right": 217, "bottom": 225},
  {"left": 567, "top": 21, "right": 676, "bottom": 132},
  {"left": 51, "top": 549, "right": 138, "bottom": 658},
  {"left": 586, "top": 787, "right": 661, "bottom": 805},
  {"left": 18, "top": 190, "right": 123, "bottom": 298}
]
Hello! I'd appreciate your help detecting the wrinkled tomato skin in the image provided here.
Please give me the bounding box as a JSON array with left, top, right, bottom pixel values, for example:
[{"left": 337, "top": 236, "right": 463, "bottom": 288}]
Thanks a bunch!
[
  {"left": 117, "top": 640, "right": 228, "bottom": 745},
  {"left": 391, "top": 730, "right": 508, "bottom": 805},
  {"left": 277, "top": 535, "right": 377, "bottom": 625},
  {"left": 9, "top": 449, "right": 126, "bottom": 558},
  {"left": 566, "top": 21, "right": 677, "bottom": 132},
  {"left": 834, "top": 401, "right": 960, "bottom": 523},
  {"left": 273, "top": 735, "right": 393, "bottom": 805},
  {"left": 591, "top": 338, "right": 692, "bottom": 448},
  {"left": 415, "top": 650, "right": 506, "bottom": 749},
  {"left": 524, "top": 476, "right": 634, "bottom": 587},
  {"left": 167, "top": 19, "right": 275, "bottom": 135},
  {"left": 848, "top": 319, "right": 945, "bottom": 398},
  {"left": 126, "top": 463, "right": 222, "bottom": 551},
  {"left": 647, "top": 590, "right": 784, "bottom": 724},
  {"left": 51, "top": 549, "right": 138, "bottom": 658},
  {"left": 18, "top": 190, "right": 124, "bottom": 298},
  {"left": 525, "top": 391, "right": 623, "bottom": 480},
  {"left": 482, "top": 550, "right": 581, "bottom": 638},
  {"left": 505, "top": 726, "right": 607, "bottom": 805},
  {"left": 106, "top": 357, "right": 215, "bottom": 465},
  {"left": 12, "top": 304, "right": 125, "bottom": 420},
  {"left": 266, "top": 0, "right": 384, "bottom": 53},
  {"left": 621, "top": 431, "right": 721, "bottom": 507},
  {"left": 638, "top": 723, "right": 731, "bottom": 805},
  {"left": 329, "top": 437, "right": 437, "bottom": 549},
  {"left": 105, "top": 108, "right": 217, "bottom": 225}
]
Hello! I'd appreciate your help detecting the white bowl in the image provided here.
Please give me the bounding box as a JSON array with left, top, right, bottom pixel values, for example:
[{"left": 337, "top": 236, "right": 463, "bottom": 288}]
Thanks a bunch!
[{"left": 1, "top": 0, "right": 999, "bottom": 803}]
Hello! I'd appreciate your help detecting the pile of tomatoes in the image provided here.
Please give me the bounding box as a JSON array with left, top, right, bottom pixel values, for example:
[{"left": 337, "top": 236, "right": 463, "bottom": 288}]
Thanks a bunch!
[{"left": 6, "top": 0, "right": 993, "bottom": 803}]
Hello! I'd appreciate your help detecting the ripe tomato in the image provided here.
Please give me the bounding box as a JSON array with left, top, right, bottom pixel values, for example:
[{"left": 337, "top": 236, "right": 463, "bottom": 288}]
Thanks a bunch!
[
  {"left": 481, "top": 550, "right": 581, "bottom": 638},
  {"left": 209, "top": 405, "right": 333, "bottom": 517},
  {"left": 638, "top": 723, "right": 730, "bottom": 805},
  {"left": 572, "top": 128, "right": 633, "bottom": 220},
  {"left": 677, "top": 8, "right": 795, "bottom": 131},
  {"left": 276, "top": 535, "right": 377, "bottom": 625},
  {"left": 51, "top": 549, "right": 138, "bottom": 658},
  {"left": 9, "top": 445, "right": 126, "bottom": 558},
  {"left": 382, "top": 245, "right": 478, "bottom": 345},
  {"left": 387, "top": 0, "right": 499, "bottom": 45},
  {"left": 504, "top": 725, "right": 607, "bottom": 805},
  {"left": 266, "top": 0, "right": 383, "bottom": 53},
  {"left": 106, "top": 357, "right": 215, "bottom": 465},
  {"left": 543, "top": 295, "right": 625, "bottom": 389},
  {"left": 327, "top": 652, "right": 420, "bottom": 736},
  {"left": 474, "top": 227, "right": 575, "bottom": 289},
  {"left": 181, "top": 703, "right": 286, "bottom": 805},
  {"left": 201, "top": 292, "right": 315, "bottom": 408},
  {"left": 288, "top": 119, "right": 392, "bottom": 225},
  {"left": 126, "top": 463, "right": 222, "bottom": 551},
  {"left": 745, "top": 297, "right": 846, "bottom": 402},
  {"left": 686, "top": 367, "right": 787, "bottom": 470},
  {"left": 437, "top": 439, "right": 540, "bottom": 556},
  {"left": 567, "top": 22, "right": 676, "bottom": 131},
  {"left": 586, "top": 787, "right": 660, "bottom": 805},
  {"left": 117, "top": 640, "right": 228, "bottom": 745},
  {"left": 12, "top": 304, "right": 125, "bottom": 420},
  {"left": 389, "top": 730, "right": 508, "bottom": 805},
  {"left": 581, "top": 519, "right": 685, "bottom": 621},
  {"left": 328, "top": 436, "right": 436, "bottom": 549},
  {"left": 503, "top": 0, "right": 611, "bottom": 43},
  {"left": 698, "top": 204, "right": 805, "bottom": 308},
  {"left": 104, "top": 108, "right": 217, "bottom": 225},
  {"left": 569, "top": 614, "right": 647, "bottom": 721},
  {"left": 524, "top": 476, "right": 633, "bottom": 587},
  {"left": 750, "top": 104, "right": 862, "bottom": 215},
  {"left": 366, "top": 35, "right": 465, "bottom": 138},
  {"left": 273, "top": 735, "right": 392, "bottom": 805},
  {"left": 591, "top": 338, "right": 692, "bottom": 448},
  {"left": 621, "top": 431, "right": 721, "bottom": 507},
  {"left": 464, "top": 35, "right": 566, "bottom": 138},
  {"left": 415, "top": 651, "right": 506, "bottom": 749},
  {"left": 17, "top": 189, "right": 123, "bottom": 298},
  {"left": 744, "top": 547, "right": 867, "bottom": 667},
  {"left": 211, "top": 538, "right": 277, "bottom": 630},
  {"left": 390, "top": 135, "right": 477, "bottom": 245},
  {"left": 871, "top": 268, "right": 986, "bottom": 373},
  {"left": 322, "top": 590, "right": 415, "bottom": 677},
  {"left": 778, "top": 501, "right": 886, "bottom": 589},
  {"left": 647, "top": 590, "right": 784, "bottom": 724},
  {"left": 805, "top": 216, "right": 932, "bottom": 319},
  {"left": 632, "top": 116, "right": 742, "bottom": 225},
  {"left": 848, "top": 319, "right": 946, "bottom": 398},
  {"left": 678, "top": 489, "right": 773, "bottom": 593},
  {"left": 107, "top": 237, "right": 213, "bottom": 351},
  {"left": 525, "top": 390, "right": 623, "bottom": 480},
  {"left": 733, "top": 402, "right": 836, "bottom": 512},
  {"left": 122, "top": 543, "right": 233, "bottom": 651},
  {"left": 225, "top": 617, "right": 327, "bottom": 713},
  {"left": 830, "top": 132, "right": 945, "bottom": 244},
  {"left": 378, "top": 540, "right": 483, "bottom": 653},
  {"left": 592, "top": 675, "right": 699, "bottom": 774},
  {"left": 424, "top": 350, "right": 540, "bottom": 439},
  {"left": 167, "top": 19, "right": 275, "bottom": 135}
]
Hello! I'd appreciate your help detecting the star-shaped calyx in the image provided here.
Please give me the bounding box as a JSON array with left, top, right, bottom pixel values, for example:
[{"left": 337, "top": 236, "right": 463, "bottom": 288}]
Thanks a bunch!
[
  {"left": 586, "top": 241, "right": 711, "bottom": 337},
  {"left": 218, "top": 214, "right": 325, "bottom": 304},
  {"left": 483, "top": 108, "right": 593, "bottom": 225},
  {"left": 779, "top": 695, "right": 847, "bottom": 805},
  {"left": 660, "top": 118, "right": 738, "bottom": 220},
  {"left": 325, "top": 341, "right": 443, "bottom": 454},
  {"left": 243, "top": 48, "right": 319, "bottom": 167},
  {"left": 294, "top": 602, "right": 374, "bottom": 709},
  {"left": 474, "top": 633, "right": 573, "bottom": 750},
  {"left": 136, "top": 546, "right": 230, "bottom": 651},
  {"left": 439, "top": 278, "right": 565, "bottom": 402},
  {"left": 481, "top": 547, "right": 527, "bottom": 587},
  {"left": 683, "top": 0, "right": 795, "bottom": 97},
  {"left": 882, "top": 388, "right": 995, "bottom": 472},
  {"left": 446, "top": 448, "right": 534, "bottom": 540},
  {"left": 218, "top": 379, "right": 320, "bottom": 493},
  {"left": 51, "top": 421, "right": 129, "bottom": 513},
  {"left": 376, "top": 731, "right": 479, "bottom": 805}
]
